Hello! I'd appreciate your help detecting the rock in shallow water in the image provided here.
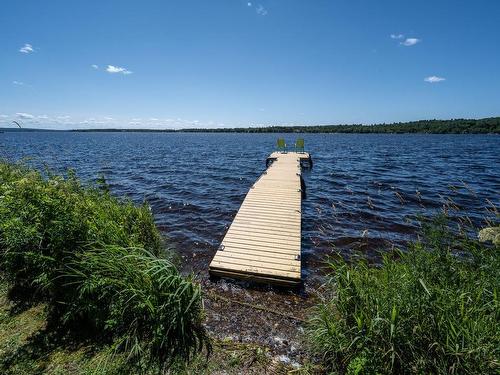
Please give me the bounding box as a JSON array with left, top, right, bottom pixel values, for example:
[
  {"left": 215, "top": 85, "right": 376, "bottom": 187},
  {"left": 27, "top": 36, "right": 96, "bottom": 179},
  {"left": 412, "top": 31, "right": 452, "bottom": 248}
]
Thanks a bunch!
[
  {"left": 479, "top": 226, "right": 500, "bottom": 245},
  {"left": 278, "top": 355, "right": 290, "bottom": 364}
]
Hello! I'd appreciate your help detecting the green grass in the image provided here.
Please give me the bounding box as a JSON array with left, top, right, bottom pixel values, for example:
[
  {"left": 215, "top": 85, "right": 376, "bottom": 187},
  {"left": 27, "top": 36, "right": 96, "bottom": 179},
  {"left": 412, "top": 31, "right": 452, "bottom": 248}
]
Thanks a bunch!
[
  {"left": 307, "top": 217, "right": 499, "bottom": 374},
  {"left": 1, "top": 278, "right": 301, "bottom": 374},
  {"left": 0, "top": 161, "right": 208, "bottom": 369},
  {"left": 65, "top": 245, "right": 207, "bottom": 365}
]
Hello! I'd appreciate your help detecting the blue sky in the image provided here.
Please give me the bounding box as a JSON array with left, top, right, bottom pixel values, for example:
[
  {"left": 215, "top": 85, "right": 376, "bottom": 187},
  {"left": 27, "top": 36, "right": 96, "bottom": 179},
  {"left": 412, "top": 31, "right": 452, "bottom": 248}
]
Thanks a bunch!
[{"left": 1, "top": 0, "right": 499, "bottom": 129}]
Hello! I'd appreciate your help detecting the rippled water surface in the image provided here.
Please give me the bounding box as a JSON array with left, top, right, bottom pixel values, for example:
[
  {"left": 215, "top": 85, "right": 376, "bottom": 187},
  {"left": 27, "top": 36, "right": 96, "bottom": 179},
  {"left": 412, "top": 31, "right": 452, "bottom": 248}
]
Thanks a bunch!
[{"left": 2, "top": 132, "right": 499, "bottom": 284}]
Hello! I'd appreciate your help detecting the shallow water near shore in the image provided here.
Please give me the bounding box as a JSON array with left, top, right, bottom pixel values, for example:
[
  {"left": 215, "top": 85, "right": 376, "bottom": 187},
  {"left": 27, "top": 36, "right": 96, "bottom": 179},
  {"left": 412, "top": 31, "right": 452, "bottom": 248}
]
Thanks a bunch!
[{"left": 2, "top": 132, "right": 499, "bottom": 285}]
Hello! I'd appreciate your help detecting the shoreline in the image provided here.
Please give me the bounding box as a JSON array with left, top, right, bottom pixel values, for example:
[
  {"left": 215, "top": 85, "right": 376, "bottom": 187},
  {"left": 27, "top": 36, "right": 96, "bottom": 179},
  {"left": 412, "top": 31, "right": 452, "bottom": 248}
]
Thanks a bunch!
[{"left": 1, "top": 116, "right": 499, "bottom": 134}]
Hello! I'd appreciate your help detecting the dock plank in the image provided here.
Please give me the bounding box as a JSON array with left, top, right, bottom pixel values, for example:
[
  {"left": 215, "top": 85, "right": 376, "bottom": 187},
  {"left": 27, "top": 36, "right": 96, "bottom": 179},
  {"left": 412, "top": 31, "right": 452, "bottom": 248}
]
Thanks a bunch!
[{"left": 209, "top": 151, "right": 311, "bottom": 286}]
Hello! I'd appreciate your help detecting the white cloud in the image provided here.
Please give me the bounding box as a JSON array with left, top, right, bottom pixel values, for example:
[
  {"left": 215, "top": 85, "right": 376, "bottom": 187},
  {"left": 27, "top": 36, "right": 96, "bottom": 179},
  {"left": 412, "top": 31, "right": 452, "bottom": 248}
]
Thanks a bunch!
[
  {"left": 256, "top": 4, "right": 267, "bottom": 16},
  {"left": 91, "top": 64, "right": 99, "bottom": 69},
  {"left": 19, "top": 43, "right": 34, "bottom": 53},
  {"left": 106, "top": 65, "right": 132, "bottom": 75},
  {"left": 401, "top": 38, "right": 420, "bottom": 46},
  {"left": 0, "top": 113, "right": 227, "bottom": 130},
  {"left": 16, "top": 112, "right": 34, "bottom": 119},
  {"left": 424, "top": 75, "right": 446, "bottom": 83},
  {"left": 13, "top": 81, "right": 25, "bottom": 86},
  {"left": 247, "top": 2, "right": 252, "bottom": 6},
  {"left": 390, "top": 34, "right": 404, "bottom": 39}
]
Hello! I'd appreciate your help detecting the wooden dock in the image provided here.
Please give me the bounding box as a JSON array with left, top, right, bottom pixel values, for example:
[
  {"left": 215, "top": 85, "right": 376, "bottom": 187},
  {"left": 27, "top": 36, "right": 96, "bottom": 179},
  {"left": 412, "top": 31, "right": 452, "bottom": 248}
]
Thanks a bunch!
[{"left": 209, "top": 151, "right": 312, "bottom": 287}]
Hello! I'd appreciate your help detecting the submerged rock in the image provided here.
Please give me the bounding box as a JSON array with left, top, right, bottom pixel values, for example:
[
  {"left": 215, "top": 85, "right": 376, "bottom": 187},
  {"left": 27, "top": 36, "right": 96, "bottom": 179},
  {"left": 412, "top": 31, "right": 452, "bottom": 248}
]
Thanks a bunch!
[{"left": 277, "top": 355, "right": 291, "bottom": 364}]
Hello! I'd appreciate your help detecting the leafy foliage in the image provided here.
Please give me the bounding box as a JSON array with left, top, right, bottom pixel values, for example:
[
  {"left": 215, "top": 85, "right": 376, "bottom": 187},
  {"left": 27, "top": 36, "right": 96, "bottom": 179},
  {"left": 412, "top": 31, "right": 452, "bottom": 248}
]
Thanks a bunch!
[
  {"left": 308, "top": 217, "right": 499, "bottom": 374},
  {"left": 0, "top": 161, "right": 208, "bottom": 368},
  {"left": 180, "top": 117, "right": 500, "bottom": 134}
]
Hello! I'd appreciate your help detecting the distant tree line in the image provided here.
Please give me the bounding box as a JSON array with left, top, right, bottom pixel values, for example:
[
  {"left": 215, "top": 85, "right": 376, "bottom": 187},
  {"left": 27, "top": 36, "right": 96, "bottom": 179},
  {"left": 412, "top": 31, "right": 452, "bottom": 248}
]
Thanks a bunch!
[
  {"left": 181, "top": 117, "right": 500, "bottom": 134},
  {"left": 2, "top": 117, "right": 499, "bottom": 133}
]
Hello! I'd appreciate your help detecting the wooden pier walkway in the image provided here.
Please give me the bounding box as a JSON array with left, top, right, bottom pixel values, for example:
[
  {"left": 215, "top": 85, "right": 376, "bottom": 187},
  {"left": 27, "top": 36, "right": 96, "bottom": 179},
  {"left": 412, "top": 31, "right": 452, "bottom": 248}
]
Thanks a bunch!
[{"left": 209, "top": 151, "right": 312, "bottom": 287}]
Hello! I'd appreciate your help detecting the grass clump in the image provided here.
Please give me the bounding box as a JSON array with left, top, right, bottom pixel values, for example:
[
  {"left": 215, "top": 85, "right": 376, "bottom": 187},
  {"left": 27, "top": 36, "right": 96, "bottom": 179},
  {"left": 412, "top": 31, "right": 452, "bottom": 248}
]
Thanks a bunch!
[
  {"left": 67, "top": 245, "right": 207, "bottom": 364},
  {"left": 308, "top": 217, "right": 499, "bottom": 374},
  {"left": 0, "top": 161, "right": 208, "bottom": 369}
]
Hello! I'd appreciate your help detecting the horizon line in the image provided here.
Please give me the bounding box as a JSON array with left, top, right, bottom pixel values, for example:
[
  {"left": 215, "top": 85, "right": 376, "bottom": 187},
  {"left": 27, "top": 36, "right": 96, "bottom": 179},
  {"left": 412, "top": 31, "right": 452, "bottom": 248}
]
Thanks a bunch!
[{"left": 1, "top": 116, "right": 499, "bottom": 132}]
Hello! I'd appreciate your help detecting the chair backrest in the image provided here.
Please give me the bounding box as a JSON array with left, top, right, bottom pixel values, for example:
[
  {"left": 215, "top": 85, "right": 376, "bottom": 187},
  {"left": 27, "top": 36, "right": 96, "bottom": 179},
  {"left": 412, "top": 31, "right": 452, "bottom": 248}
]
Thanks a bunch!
[
  {"left": 295, "top": 138, "right": 305, "bottom": 152},
  {"left": 277, "top": 138, "right": 286, "bottom": 150}
]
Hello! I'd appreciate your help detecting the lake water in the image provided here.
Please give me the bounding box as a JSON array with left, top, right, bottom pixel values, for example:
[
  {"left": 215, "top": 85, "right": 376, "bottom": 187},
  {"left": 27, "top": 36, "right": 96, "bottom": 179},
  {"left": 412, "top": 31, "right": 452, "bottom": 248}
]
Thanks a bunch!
[{"left": 2, "top": 132, "right": 499, "bottom": 285}]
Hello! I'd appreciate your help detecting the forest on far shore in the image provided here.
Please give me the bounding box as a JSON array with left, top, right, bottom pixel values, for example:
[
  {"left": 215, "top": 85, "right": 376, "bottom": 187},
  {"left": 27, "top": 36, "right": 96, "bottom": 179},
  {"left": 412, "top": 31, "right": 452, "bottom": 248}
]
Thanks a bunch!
[
  {"left": 2, "top": 117, "right": 500, "bottom": 134},
  {"left": 181, "top": 117, "right": 500, "bottom": 134}
]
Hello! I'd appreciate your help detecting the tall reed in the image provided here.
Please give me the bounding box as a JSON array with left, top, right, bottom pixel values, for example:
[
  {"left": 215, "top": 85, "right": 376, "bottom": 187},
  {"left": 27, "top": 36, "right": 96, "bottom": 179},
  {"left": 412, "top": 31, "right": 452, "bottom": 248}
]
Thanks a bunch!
[{"left": 307, "top": 217, "right": 499, "bottom": 374}]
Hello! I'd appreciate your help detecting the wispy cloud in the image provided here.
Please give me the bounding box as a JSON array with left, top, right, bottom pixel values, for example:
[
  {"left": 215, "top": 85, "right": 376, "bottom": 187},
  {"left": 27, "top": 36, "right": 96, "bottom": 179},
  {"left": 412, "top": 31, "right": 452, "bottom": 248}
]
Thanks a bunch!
[
  {"left": 91, "top": 64, "right": 99, "bottom": 69},
  {"left": 424, "top": 75, "right": 446, "bottom": 83},
  {"left": 401, "top": 38, "right": 420, "bottom": 46},
  {"left": 390, "top": 34, "right": 404, "bottom": 39},
  {"left": 256, "top": 4, "right": 268, "bottom": 16},
  {"left": 13, "top": 80, "right": 32, "bottom": 88},
  {"left": 19, "top": 43, "right": 34, "bottom": 54},
  {"left": 1, "top": 113, "right": 226, "bottom": 130},
  {"left": 247, "top": 2, "right": 252, "bottom": 6},
  {"left": 16, "top": 112, "right": 34, "bottom": 119},
  {"left": 78, "top": 117, "right": 116, "bottom": 125},
  {"left": 106, "top": 65, "right": 133, "bottom": 75}
]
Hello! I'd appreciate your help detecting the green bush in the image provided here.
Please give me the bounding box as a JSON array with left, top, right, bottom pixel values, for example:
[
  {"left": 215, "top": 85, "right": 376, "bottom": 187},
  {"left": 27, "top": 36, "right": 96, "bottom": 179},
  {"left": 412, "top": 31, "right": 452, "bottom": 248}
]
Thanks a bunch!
[
  {"left": 308, "top": 217, "right": 499, "bottom": 374},
  {"left": 0, "top": 162, "right": 161, "bottom": 291},
  {"left": 0, "top": 161, "right": 208, "bottom": 367}
]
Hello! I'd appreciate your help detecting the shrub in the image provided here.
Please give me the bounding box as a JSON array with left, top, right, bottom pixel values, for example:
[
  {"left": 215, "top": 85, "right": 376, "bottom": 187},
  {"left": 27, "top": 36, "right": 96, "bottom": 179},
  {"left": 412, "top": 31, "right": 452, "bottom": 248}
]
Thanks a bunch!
[
  {"left": 0, "top": 162, "right": 161, "bottom": 292},
  {"left": 308, "top": 217, "right": 499, "bottom": 374},
  {"left": 0, "top": 161, "right": 208, "bottom": 367}
]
